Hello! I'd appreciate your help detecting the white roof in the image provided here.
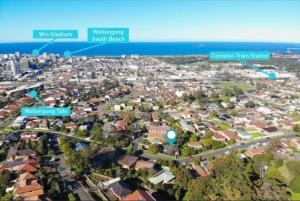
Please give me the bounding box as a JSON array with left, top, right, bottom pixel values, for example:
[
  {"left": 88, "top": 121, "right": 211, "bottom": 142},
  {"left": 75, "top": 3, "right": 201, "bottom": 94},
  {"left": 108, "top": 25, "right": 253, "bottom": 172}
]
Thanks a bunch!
[{"left": 148, "top": 169, "right": 175, "bottom": 185}]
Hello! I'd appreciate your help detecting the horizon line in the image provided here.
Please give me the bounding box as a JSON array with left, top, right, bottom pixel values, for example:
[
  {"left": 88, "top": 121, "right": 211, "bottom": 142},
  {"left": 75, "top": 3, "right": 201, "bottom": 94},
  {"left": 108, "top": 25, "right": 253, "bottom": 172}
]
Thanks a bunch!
[{"left": 0, "top": 40, "right": 300, "bottom": 44}]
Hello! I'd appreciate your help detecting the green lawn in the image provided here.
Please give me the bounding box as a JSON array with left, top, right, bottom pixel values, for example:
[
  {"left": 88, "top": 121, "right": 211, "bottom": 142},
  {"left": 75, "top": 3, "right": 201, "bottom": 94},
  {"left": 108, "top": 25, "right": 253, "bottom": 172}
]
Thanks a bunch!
[
  {"left": 250, "top": 132, "right": 265, "bottom": 138},
  {"left": 278, "top": 163, "right": 294, "bottom": 183},
  {"left": 291, "top": 191, "right": 300, "bottom": 201},
  {"left": 213, "top": 120, "right": 231, "bottom": 129},
  {"left": 288, "top": 113, "right": 300, "bottom": 121},
  {"left": 218, "top": 81, "right": 256, "bottom": 91},
  {"left": 289, "top": 175, "right": 300, "bottom": 193},
  {"left": 219, "top": 95, "right": 230, "bottom": 102}
]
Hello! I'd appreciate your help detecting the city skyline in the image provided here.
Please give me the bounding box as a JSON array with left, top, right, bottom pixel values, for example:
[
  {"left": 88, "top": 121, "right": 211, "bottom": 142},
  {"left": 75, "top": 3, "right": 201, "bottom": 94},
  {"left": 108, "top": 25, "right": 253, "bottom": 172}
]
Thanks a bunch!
[{"left": 0, "top": 0, "right": 300, "bottom": 43}]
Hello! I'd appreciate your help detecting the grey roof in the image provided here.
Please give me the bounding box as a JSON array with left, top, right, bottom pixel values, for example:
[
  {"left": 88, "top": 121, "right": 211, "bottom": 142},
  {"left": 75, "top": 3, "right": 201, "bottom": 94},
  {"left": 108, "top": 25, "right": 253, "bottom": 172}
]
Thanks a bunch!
[{"left": 111, "top": 181, "right": 132, "bottom": 197}]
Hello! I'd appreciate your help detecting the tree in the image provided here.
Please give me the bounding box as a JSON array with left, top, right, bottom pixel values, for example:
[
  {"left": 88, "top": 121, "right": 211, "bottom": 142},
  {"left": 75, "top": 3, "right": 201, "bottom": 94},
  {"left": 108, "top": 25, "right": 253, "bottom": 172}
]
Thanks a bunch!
[
  {"left": 74, "top": 129, "right": 89, "bottom": 137},
  {"left": 61, "top": 124, "right": 67, "bottom": 133},
  {"left": 1, "top": 192, "right": 13, "bottom": 201},
  {"left": 0, "top": 170, "right": 11, "bottom": 197},
  {"left": 293, "top": 124, "right": 300, "bottom": 133},
  {"left": 68, "top": 193, "right": 77, "bottom": 201},
  {"left": 36, "top": 135, "right": 47, "bottom": 155},
  {"left": 245, "top": 101, "right": 256, "bottom": 108},
  {"left": 123, "top": 112, "right": 137, "bottom": 125},
  {"left": 189, "top": 135, "right": 197, "bottom": 143},
  {"left": 232, "top": 86, "right": 243, "bottom": 99},
  {"left": 194, "top": 90, "right": 206, "bottom": 100},
  {"left": 255, "top": 179, "right": 290, "bottom": 201},
  {"left": 184, "top": 154, "right": 290, "bottom": 201},
  {"left": 181, "top": 146, "right": 195, "bottom": 156},
  {"left": 209, "top": 110, "right": 217, "bottom": 117},
  {"left": 148, "top": 144, "right": 162, "bottom": 154}
]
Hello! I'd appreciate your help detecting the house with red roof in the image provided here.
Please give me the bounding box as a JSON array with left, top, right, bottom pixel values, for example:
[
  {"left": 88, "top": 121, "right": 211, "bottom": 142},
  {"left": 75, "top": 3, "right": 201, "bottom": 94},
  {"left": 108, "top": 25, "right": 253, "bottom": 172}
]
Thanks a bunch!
[
  {"left": 147, "top": 125, "right": 170, "bottom": 143},
  {"left": 118, "top": 155, "right": 138, "bottom": 169},
  {"left": 20, "top": 132, "right": 38, "bottom": 141},
  {"left": 216, "top": 130, "right": 237, "bottom": 141},
  {"left": 245, "top": 146, "right": 266, "bottom": 158},
  {"left": 13, "top": 172, "right": 44, "bottom": 199},
  {"left": 247, "top": 120, "right": 267, "bottom": 131},
  {"left": 123, "top": 190, "right": 156, "bottom": 201},
  {"left": 114, "top": 120, "right": 126, "bottom": 132}
]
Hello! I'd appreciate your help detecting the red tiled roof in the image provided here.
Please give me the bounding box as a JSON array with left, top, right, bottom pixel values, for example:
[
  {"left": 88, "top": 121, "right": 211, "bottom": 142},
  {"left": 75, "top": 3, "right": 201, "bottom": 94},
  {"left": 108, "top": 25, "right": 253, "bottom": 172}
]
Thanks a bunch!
[
  {"left": 245, "top": 146, "right": 266, "bottom": 157},
  {"left": 212, "top": 133, "right": 226, "bottom": 141},
  {"left": 123, "top": 190, "right": 156, "bottom": 201},
  {"left": 193, "top": 166, "right": 207, "bottom": 177},
  {"left": 19, "top": 164, "right": 38, "bottom": 172},
  {"left": 147, "top": 125, "right": 170, "bottom": 139},
  {"left": 219, "top": 130, "right": 237, "bottom": 141},
  {"left": 134, "top": 160, "right": 155, "bottom": 170},
  {"left": 15, "top": 181, "right": 43, "bottom": 194},
  {"left": 118, "top": 155, "right": 138, "bottom": 167},
  {"left": 19, "top": 172, "right": 35, "bottom": 181}
]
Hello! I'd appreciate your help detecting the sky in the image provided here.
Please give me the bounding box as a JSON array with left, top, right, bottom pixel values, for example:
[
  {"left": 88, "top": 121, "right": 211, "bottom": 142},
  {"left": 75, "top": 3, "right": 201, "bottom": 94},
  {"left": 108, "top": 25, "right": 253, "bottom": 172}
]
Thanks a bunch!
[{"left": 0, "top": 0, "right": 300, "bottom": 43}]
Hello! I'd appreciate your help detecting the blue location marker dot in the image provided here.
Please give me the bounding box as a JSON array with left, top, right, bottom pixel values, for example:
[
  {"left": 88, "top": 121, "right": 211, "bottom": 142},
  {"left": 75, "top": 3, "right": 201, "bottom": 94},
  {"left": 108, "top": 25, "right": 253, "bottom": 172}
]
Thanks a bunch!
[
  {"left": 268, "top": 72, "right": 276, "bottom": 80},
  {"left": 64, "top": 51, "right": 71, "bottom": 58},
  {"left": 32, "top": 49, "right": 39, "bottom": 56},
  {"left": 166, "top": 130, "right": 177, "bottom": 145},
  {"left": 28, "top": 90, "right": 38, "bottom": 98}
]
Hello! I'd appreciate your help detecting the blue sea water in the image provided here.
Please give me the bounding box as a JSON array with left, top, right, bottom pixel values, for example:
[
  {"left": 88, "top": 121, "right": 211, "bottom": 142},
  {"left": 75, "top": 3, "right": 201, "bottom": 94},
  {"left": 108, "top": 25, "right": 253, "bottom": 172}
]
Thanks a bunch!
[{"left": 0, "top": 42, "right": 299, "bottom": 56}]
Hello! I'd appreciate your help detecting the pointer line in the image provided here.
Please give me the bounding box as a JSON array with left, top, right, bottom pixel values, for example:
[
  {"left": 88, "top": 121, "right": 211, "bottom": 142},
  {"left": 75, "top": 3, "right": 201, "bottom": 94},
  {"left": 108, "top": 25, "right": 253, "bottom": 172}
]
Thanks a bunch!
[
  {"left": 38, "top": 39, "right": 56, "bottom": 51},
  {"left": 239, "top": 60, "right": 270, "bottom": 76},
  {"left": 32, "top": 96, "right": 46, "bottom": 107},
  {"left": 70, "top": 43, "right": 106, "bottom": 55}
]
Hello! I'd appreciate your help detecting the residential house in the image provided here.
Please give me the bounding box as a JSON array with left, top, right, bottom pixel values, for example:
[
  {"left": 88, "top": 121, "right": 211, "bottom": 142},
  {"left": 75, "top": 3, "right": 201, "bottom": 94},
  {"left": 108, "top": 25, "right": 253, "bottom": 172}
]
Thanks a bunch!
[
  {"left": 216, "top": 130, "right": 237, "bottom": 141},
  {"left": 115, "top": 120, "right": 126, "bottom": 132},
  {"left": 13, "top": 172, "right": 44, "bottom": 200},
  {"left": 181, "top": 110, "right": 192, "bottom": 119},
  {"left": 134, "top": 160, "right": 155, "bottom": 171},
  {"left": 180, "top": 119, "right": 196, "bottom": 133},
  {"left": 110, "top": 181, "right": 132, "bottom": 200},
  {"left": 262, "top": 127, "right": 279, "bottom": 135},
  {"left": 212, "top": 133, "right": 226, "bottom": 143},
  {"left": 25, "top": 121, "right": 39, "bottom": 129},
  {"left": 151, "top": 113, "right": 160, "bottom": 123},
  {"left": 188, "top": 141, "right": 203, "bottom": 149},
  {"left": 247, "top": 120, "right": 267, "bottom": 131},
  {"left": 147, "top": 125, "right": 170, "bottom": 143},
  {"left": 118, "top": 155, "right": 138, "bottom": 169},
  {"left": 148, "top": 167, "right": 175, "bottom": 185},
  {"left": 245, "top": 146, "right": 266, "bottom": 158},
  {"left": 7, "top": 148, "right": 36, "bottom": 161},
  {"left": 123, "top": 190, "right": 156, "bottom": 201},
  {"left": 20, "top": 132, "right": 38, "bottom": 142},
  {"left": 237, "top": 131, "right": 252, "bottom": 140}
]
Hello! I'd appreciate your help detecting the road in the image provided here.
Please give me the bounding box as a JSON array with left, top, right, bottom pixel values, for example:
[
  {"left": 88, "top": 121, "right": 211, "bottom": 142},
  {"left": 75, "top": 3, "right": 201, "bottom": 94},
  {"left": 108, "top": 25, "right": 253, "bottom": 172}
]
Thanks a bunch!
[
  {"left": 141, "top": 132, "right": 298, "bottom": 164},
  {"left": 1, "top": 128, "right": 298, "bottom": 165},
  {"left": 55, "top": 154, "right": 94, "bottom": 201},
  {"left": 0, "top": 128, "right": 94, "bottom": 201},
  {"left": 0, "top": 129, "right": 91, "bottom": 142}
]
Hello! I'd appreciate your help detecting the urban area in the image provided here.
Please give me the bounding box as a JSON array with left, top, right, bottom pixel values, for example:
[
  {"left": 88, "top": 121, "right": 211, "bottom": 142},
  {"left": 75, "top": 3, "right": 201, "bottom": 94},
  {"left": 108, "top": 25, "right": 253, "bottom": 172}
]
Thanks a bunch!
[{"left": 0, "top": 52, "right": 300, "bottom": 201}]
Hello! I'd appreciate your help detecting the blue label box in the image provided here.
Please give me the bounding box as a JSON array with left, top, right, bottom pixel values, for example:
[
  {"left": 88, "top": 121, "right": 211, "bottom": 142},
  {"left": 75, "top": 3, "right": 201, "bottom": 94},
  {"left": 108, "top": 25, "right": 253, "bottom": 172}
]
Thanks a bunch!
[
  {"left": 87, "top": 28, "right": 129, "bottom": 43},
  {"left": 33, "top": 30, "right": 78, "bottom": 39},
  {"left": 21, "top": 107, "right": 71, "bottom": 117},
  {"left": 209, "top": 51, "right": 270, "bottom": 61}
]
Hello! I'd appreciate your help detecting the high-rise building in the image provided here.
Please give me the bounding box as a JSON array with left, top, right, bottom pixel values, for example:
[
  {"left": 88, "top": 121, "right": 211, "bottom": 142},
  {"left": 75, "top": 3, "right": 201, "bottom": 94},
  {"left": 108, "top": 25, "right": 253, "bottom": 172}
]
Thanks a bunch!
[
  {"left": 20, "top": 58, "right": 31, "bottom": 72},
  {"left": 7, "top": 60, "right": 20, "bottom": 75}
]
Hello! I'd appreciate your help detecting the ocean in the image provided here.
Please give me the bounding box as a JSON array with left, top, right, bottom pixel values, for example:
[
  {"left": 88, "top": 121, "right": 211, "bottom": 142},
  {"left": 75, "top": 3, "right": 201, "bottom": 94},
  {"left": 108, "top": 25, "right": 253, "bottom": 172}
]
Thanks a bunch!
[{"left": 0, "top": 42, "right": 299, "bottom": 56}]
